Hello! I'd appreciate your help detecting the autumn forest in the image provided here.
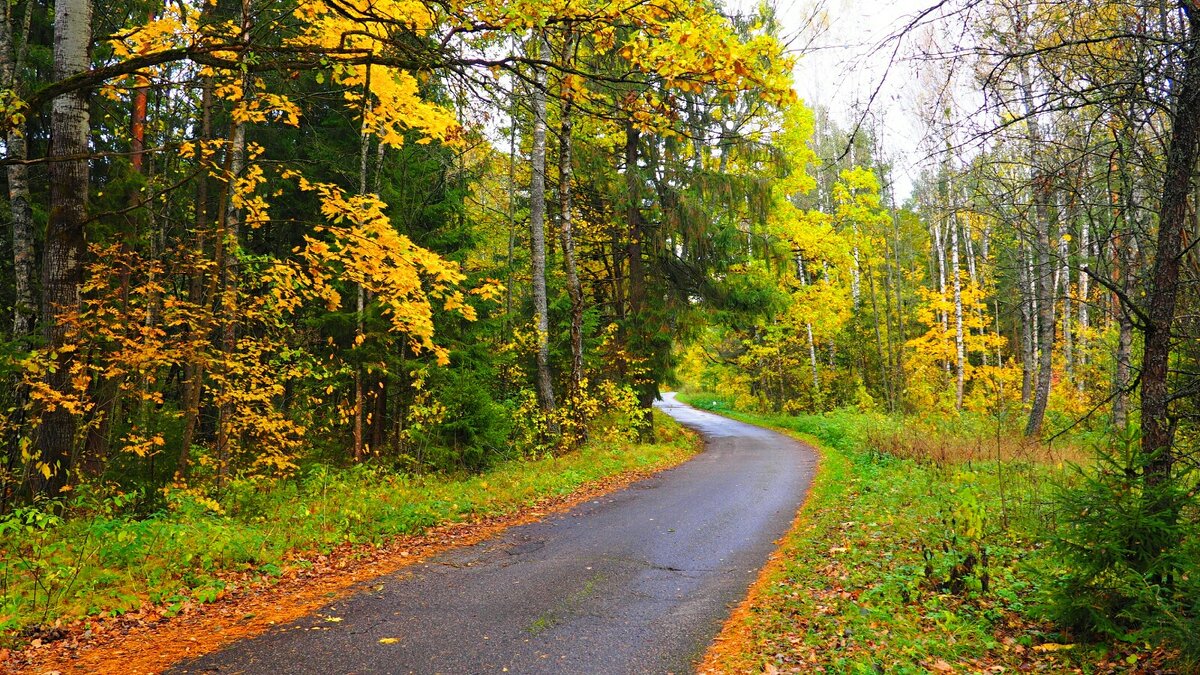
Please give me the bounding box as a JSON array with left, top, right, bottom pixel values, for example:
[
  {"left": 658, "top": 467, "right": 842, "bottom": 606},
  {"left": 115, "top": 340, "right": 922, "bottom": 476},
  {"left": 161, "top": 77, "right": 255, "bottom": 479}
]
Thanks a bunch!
[{"left": 1, "top": 0, "right": 1198, "bottom": 671}]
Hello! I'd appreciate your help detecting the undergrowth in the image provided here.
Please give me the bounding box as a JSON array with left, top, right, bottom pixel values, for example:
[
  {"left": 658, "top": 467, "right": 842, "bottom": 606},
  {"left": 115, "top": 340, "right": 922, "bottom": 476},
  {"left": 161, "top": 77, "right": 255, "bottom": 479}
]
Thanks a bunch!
[
  {"left": 681, "top": 393, "right": 1189, "bottom": 673},
  {"left": 0, "top": 411, "right": 697, "bottom": 642}
]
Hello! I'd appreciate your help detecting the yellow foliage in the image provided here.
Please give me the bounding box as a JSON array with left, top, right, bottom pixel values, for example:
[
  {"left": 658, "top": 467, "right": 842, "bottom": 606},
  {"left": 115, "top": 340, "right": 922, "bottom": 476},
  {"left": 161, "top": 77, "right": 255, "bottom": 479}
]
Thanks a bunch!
[
  {"left": 288, "top": 179, "right": 475, "bottom": 366},
  {"left": 905, "top": 278, "right": 1018, "bottom": 412}
]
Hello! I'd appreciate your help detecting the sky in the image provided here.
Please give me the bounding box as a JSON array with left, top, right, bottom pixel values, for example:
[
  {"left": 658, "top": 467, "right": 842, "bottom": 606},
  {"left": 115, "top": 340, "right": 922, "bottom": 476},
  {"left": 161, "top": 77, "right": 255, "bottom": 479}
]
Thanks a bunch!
[{"left": 773, "top": 0, "right": 942, "bottom": 200}]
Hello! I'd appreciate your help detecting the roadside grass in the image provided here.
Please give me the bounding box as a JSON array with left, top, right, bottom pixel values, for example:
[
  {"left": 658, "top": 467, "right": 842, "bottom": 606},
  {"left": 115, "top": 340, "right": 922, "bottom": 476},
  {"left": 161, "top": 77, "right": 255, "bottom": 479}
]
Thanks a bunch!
[
  {"left": 680, "top": 393, "right": 1177, "bottom": 674},
  {"left": 0, "top": 411, "right": 698, "bottom": 643}
]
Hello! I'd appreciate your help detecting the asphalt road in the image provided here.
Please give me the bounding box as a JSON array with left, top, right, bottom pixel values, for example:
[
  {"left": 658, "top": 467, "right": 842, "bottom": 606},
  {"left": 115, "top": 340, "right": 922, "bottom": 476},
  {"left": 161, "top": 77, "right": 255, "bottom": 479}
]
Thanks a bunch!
[{"left": 175, "top": 393, "right": 816, "bottom": 674}]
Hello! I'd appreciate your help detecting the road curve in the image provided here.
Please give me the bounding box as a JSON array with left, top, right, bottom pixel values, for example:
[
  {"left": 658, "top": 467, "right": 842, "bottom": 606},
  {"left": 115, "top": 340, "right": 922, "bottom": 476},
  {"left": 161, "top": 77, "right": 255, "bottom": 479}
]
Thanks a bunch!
[{"left": 175, "top": 393, "right": 816, "bottom": 674}]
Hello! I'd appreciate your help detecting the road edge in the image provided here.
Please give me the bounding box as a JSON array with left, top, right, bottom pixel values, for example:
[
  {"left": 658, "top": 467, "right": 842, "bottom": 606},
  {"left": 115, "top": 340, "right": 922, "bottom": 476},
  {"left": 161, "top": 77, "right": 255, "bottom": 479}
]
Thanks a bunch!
[
  {"left": 6, "top": 419, "right": 704, "bottom": 675},
  {"left": 672, "top": 398, "right": 837, "bottom": 674}
]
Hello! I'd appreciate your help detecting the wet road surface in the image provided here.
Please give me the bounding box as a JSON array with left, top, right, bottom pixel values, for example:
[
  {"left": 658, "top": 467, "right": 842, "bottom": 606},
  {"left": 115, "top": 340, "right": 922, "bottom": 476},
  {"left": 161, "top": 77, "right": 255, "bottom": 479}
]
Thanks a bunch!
[{"left": 175, "top": 393, "right": 816, "bottom": 674}]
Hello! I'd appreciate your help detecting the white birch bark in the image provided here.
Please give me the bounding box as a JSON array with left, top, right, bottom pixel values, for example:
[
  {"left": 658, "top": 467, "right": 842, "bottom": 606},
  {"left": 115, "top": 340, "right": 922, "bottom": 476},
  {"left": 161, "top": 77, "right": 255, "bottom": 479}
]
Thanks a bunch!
[
  {"left": 529, "top": 44, "right": 557, "bottom": 421},
  {"left": 0, "top": 0, "right": 34, "bottom": 340},
  {"left": 38, "top": 0, "right": 93, "bottom": 491},
  {"left": 559, "top": 32, "right": 584, "bottom": 411},
  {"left": 797, "top": 257, "right": 819, "bottom": 395},
  {"left": 1077, "top": 220, "right": 1090, "bottom": 369},
  {"left": 951, "top": 211, "right": 965, "bottom": 409}
]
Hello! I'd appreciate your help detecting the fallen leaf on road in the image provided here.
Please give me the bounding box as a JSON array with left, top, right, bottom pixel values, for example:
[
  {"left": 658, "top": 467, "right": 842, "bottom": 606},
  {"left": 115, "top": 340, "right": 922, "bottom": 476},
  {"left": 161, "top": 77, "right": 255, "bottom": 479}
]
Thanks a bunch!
[{"left": 378, "top": 637, "right": 400, "bottom": 644}]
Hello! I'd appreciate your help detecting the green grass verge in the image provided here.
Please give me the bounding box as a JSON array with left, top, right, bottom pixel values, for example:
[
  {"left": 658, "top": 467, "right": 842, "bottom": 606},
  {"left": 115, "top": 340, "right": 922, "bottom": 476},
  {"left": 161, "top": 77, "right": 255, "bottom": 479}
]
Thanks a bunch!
[
  {"left": 677, "top": 393, "right": 1160, "bottom": 674},
  {"left": 0, "top": 411, "right": 698, "bottom": 640}
]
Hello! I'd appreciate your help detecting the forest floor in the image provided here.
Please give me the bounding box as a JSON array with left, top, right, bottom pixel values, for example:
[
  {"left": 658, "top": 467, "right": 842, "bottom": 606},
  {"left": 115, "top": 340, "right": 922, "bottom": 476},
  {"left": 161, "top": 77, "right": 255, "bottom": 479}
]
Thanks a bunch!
[
  {"left": 682, "top": 394, "right": 1184, "bottom": 675},
  {"left": 1, "top": 413, "right": 700, "bottom": 673}
]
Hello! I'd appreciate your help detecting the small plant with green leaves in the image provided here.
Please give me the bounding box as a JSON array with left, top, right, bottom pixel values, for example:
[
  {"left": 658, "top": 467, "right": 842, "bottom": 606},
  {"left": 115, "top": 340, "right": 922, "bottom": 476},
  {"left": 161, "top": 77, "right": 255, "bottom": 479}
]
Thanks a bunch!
[{"left": 1043, "top": 429, "right": 1199, "bottom": 663}]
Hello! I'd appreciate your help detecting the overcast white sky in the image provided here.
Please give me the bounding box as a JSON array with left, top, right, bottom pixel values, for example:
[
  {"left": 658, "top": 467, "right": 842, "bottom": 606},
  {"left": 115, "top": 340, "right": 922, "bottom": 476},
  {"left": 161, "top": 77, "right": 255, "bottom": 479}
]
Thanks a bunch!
[{"left": 773, "top": 0, "right": 941, "bottom": 199}]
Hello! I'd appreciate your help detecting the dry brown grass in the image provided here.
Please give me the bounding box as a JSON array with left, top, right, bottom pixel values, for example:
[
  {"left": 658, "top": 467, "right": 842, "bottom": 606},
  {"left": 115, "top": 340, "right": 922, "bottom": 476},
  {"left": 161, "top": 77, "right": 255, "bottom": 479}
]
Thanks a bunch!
[{"left": 866, "top": 425, "right": 1091, "bottom": 467}]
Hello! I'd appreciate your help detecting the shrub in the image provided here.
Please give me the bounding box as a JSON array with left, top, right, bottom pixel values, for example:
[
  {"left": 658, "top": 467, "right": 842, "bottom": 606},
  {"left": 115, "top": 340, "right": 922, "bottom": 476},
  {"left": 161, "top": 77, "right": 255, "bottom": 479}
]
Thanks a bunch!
[{"left": 1043, "top": 431, "right": 1199, "bottom": 661}]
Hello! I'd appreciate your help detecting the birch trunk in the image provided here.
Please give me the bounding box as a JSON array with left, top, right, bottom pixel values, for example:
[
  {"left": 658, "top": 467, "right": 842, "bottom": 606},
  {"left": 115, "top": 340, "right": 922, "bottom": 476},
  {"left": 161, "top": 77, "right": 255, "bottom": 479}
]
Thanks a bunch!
[
  {"left": 215, "top": 110, "right": 246, "bottom": 489},
  {"left": 1060, "top": 225, "right": 1073, "bottom": 377},
  {"left": 866, "top": 256, "right": 892, "bottom": 409},
  {"left": 529, "top": 50, "right": 557, "bottom": 423},
  {"left": 7, "top": 132, "right": 34, "bottom": 339},
  {"left": 887, "top": 176, "right": 906, "bottom": 405},
  {"left": 214, "top": 4, "right": 252, "bottom": 486},
  {"left": 1025, "top": 179, "right": 1056, "bottom": 437},
  {"left": 0, "top": 0, "right": 35, "bottom": 341},
  {"left": 1078, "top": 219, "right": 1090, "bottom": 368},
  {"left": 1018, "top": 54, "right": 1056, "bottom": 437},
  {"left": 623, "top": 122, "right": 655, "bottom": 435},
  {"left": 1110, "top": 121, "right": 1140, "bottom": 428},
  {"left": 354, "top": 84, "right": 371, "bottom": 461},
  {"left": 558, "top": 33, "right": 584, "bottom": 417},
  {"left": 797, "top": 257, "right": 819, "bottom": 396},
  {"left": 963, "top": 215, "right": 978, "bottom": 285},
  {"left": 1113, "top": 280, "right": 1133, "bottom": 428},
  {"left": 951, "top": 211, "right": 965, "bottom": 410},
  {"left": 1018, "top": 241, "right": 1034, "bottom": 402},
  {"left": 38, "top": 0, "right": 93, "bottom": 493},
  {"left": 931, "top": 216, "right": 947, "bottom": 332},
  {"left": 850, "top": 229, "right": 861, "bottom": 309}
]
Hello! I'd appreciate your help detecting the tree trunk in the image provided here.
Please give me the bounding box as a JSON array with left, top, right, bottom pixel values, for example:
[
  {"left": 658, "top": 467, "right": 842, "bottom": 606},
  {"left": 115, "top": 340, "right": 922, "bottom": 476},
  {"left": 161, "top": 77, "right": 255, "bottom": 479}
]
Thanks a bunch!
[
  {"left": 850, "top": 228, "right": 861, "bottom": 309},
  {"left": 798, "top": 256, "right": 820, "bottom": 397},
  {"left": 214, "top": 122, "right": 245, "bottom": 489},
  {"left": 177, "top": 74, "right": 214, "bottom": 480},
  {"left": 623, "top": 122, "right": 655, "bottom": 436},
  {"left": 1025, "top": 178, "right": 1056, "bottom": 437},
  {"left": 963, "top": 213, "right": 978, "bottom": 285},
  {"left": 1078, "top": 217, "right": 1090, "bottom": 373},
  {"left": 370, "top": 373, "right": 387, "bottom": 453},
  {"left": 504, "top": 102, "right": 518, "bottom": 320},
  {"left": 1140, "top": 2, "right": 1200, "bottom": 486},
  {"left": 36, "top": 0, "right": 93, "bottom": 494},
  {"left": 1060, "top": 222, "right": 1073, "bottom": 377},
  {"left": 212, "top": 0, "right": 257, "bottom": 487},
  {"left": 1019, "top": 57, "right": 1056, "bottom": 437},
  {"left": 866, "top": 257, "right": 892, "bottom": 410},
  {"left": 529, "top": 48, "right": 557, "bottom": 425},
  {"left": 558, "top": 33, "right": 584, "bottom": 423},
  {"left": 887, "top": 179, "right": 906, "bottom": 408},
  {"left": 131, "top": 77, "right": 148, "bottom": 173},
  {"left": 951, "top": 211, "right": 965, "bottom": 410},
  {"left": 1018, "top": 241, "right": 1034, "bottom": 403},
  {"left": 7, "top": 133, "right": 34, "bottom": 340},
  {"left": 354, "top": 78, "right": 371, "bottom": 462},
  {"left": 1110, "top": 118, "right": 1140, "bottom": 431},
  {"left": 1114, "top": 298, "right": 1133, "bottom": 428},
  {"left": 214, "top": 76, "right": 250, "bottom": 488},
  {"left": 0, "top": 0, "right": 35, "bottom": 341},
  {"left": 931, "top": 214, "right": 947, "bottom": 333}
]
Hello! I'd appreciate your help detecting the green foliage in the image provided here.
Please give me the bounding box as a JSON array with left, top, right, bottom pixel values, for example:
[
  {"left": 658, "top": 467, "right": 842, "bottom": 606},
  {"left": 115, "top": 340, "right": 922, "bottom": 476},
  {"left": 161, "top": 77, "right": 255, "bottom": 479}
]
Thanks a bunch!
[
  {"left": 1042, "top": 430, "right": 1199, "bottom": 660},
  {"left": 408, "top": 365, "right": 513, "bottom": 471}
]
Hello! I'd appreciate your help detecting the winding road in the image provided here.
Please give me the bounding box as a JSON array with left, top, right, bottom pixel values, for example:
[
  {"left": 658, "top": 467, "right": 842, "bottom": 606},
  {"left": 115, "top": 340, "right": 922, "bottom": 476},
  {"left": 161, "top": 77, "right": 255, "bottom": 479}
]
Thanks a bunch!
[{"left": 175, "top": 393, "right": 816, "bottom": 674}]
